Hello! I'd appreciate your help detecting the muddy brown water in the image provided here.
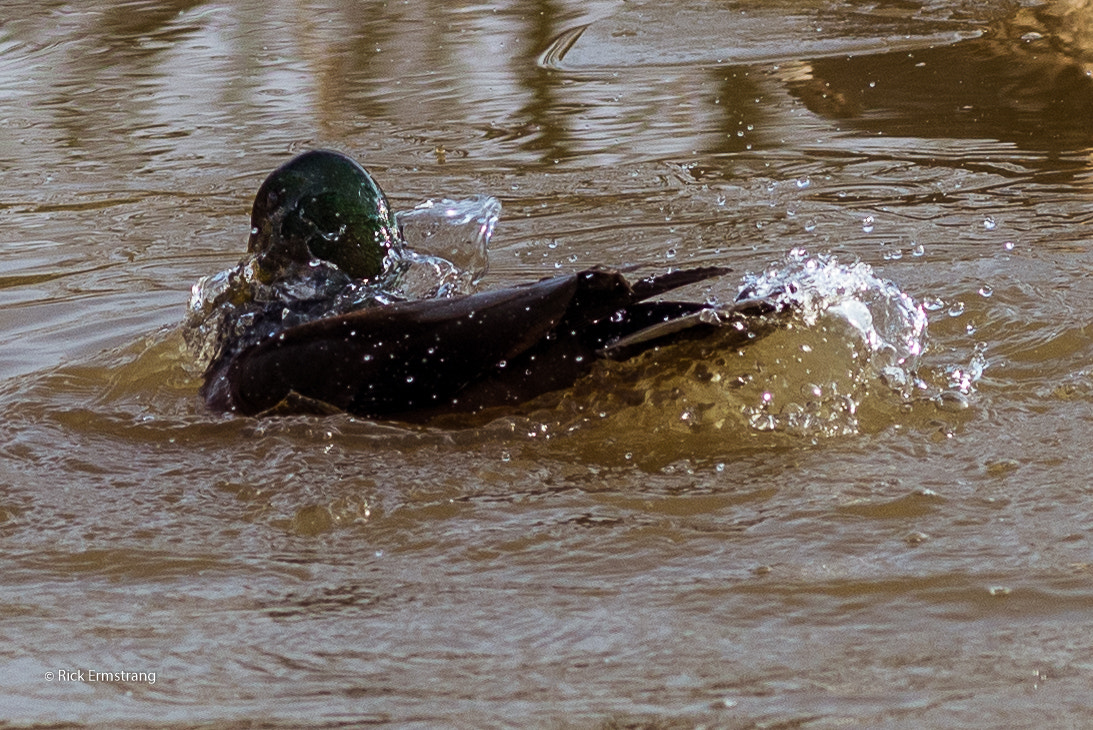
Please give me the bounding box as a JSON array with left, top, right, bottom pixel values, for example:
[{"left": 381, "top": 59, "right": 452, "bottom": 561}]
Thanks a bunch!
[{"left": 1, "top": 0, "right": 1092, "bottom": 727}]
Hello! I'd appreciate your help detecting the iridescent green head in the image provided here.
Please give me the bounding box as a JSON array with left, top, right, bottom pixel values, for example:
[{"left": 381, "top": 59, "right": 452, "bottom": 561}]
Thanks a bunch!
[{"left": 247, "top": 150, "right": 401, "bottom": 280}]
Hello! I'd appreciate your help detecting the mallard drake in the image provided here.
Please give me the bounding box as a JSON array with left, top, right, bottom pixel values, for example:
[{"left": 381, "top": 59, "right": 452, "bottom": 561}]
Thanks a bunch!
[{"left": 195, "top": 150, "right": 784, "bottom": 420}]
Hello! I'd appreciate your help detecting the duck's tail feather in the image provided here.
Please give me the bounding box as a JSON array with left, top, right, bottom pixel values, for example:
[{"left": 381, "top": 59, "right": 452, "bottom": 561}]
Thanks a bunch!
[{"left": 629, "top": 266, "right": 731, "bottom": 300}]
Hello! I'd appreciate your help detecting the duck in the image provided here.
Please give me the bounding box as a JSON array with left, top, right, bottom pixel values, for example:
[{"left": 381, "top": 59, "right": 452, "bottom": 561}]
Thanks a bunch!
[{"left": 194, "top": 149, "right": 786, "bottom": 420}]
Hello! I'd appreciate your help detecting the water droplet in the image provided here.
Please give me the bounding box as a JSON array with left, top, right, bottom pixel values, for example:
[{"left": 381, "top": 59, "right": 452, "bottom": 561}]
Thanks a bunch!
[
  {"left": 500, "top": 450, "right": 511, "bottom": 462},
  {"left": 405, "top": 375, "right": 414, "bottom": 383},
  {"left": 1003, "top": 241, "right": 1015, "bottom": 251},
  {"left": 936, "top": 391, "right": 970, "bottom": 411},
  {"left": 983, "top": 216, "right": 996, "bottom": 230},
  {"left": 796, "top": 176, "right": 811, "bottom": 189},
  {"left": 665, "top": 247, "right": 677, "bottom": 259},
  {"left": 911, "top": 243, "right": 925, "bottom": 257},
  {"left": 978, "top": 285, "right": 993, "bottom": 298},
  {"left": 947, "top": 301, "right": 965, "bottom": 317},
  {"left": 861, "top": 215, "right": 875, "bottom": 233},
  {"left": 804, "top": 219, "right": 817, "bottom": 232},
  {"left": 988, "top": 585, "right": 1011, "bottom": 597}
]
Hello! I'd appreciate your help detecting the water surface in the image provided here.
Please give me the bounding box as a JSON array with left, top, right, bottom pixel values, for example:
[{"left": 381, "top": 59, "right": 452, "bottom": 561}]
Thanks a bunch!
[{"left": 2, "top": 0, "right": 1093, "bottom": 726}]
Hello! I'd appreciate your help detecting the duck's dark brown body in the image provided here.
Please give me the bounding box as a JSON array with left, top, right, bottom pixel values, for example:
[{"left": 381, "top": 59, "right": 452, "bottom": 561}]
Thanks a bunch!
[{"left": 204, "top": 267, "right": 781, "bottom": 420}]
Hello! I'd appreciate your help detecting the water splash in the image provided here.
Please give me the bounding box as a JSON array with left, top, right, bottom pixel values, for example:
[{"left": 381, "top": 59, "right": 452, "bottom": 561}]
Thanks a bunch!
[
  {"left": 739, "top": 248, "right": 927, "bottom": 391},
  {"left": 396, "top": 196, "right": 499, "bottom": 290},
  {"left": 719, "top": 249, "right": 929, "bottom": 437}
]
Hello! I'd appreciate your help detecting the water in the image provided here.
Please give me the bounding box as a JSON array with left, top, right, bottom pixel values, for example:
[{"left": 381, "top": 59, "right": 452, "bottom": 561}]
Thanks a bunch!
[{"left": 2, "top": 0, "right": 1093, "bottom": 726}]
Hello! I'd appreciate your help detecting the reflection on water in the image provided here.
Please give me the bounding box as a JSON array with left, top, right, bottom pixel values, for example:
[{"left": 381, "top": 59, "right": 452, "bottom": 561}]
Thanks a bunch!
[
  {"left": 2, "top": 0, "right": 1093, "bottom": 726},
  {"left": 791, "top": 9, "right": 1093, "bottom": 150}
]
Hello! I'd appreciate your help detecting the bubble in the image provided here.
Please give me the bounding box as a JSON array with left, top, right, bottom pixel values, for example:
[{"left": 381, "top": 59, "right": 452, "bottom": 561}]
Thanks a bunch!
[{"left": 936, "top": 391, "right": 970, "bottom": 410}]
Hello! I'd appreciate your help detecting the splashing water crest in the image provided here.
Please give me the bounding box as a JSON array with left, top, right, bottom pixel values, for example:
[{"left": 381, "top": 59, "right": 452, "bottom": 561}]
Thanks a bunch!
[
  {"left": 739, "top": 248, "right": 928, "bottom": 392},
  {"left": 685, "top": 249, "right": 931, "bottom": 439}
]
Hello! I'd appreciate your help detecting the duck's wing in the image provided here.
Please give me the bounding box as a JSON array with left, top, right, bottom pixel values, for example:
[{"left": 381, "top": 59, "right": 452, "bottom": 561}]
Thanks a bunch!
[
  {"left": 217, "top": 273, "right": 580, "bottom": 416},
  {"left": 447, "top": 269, "right": 787, "bottom": 411}
]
